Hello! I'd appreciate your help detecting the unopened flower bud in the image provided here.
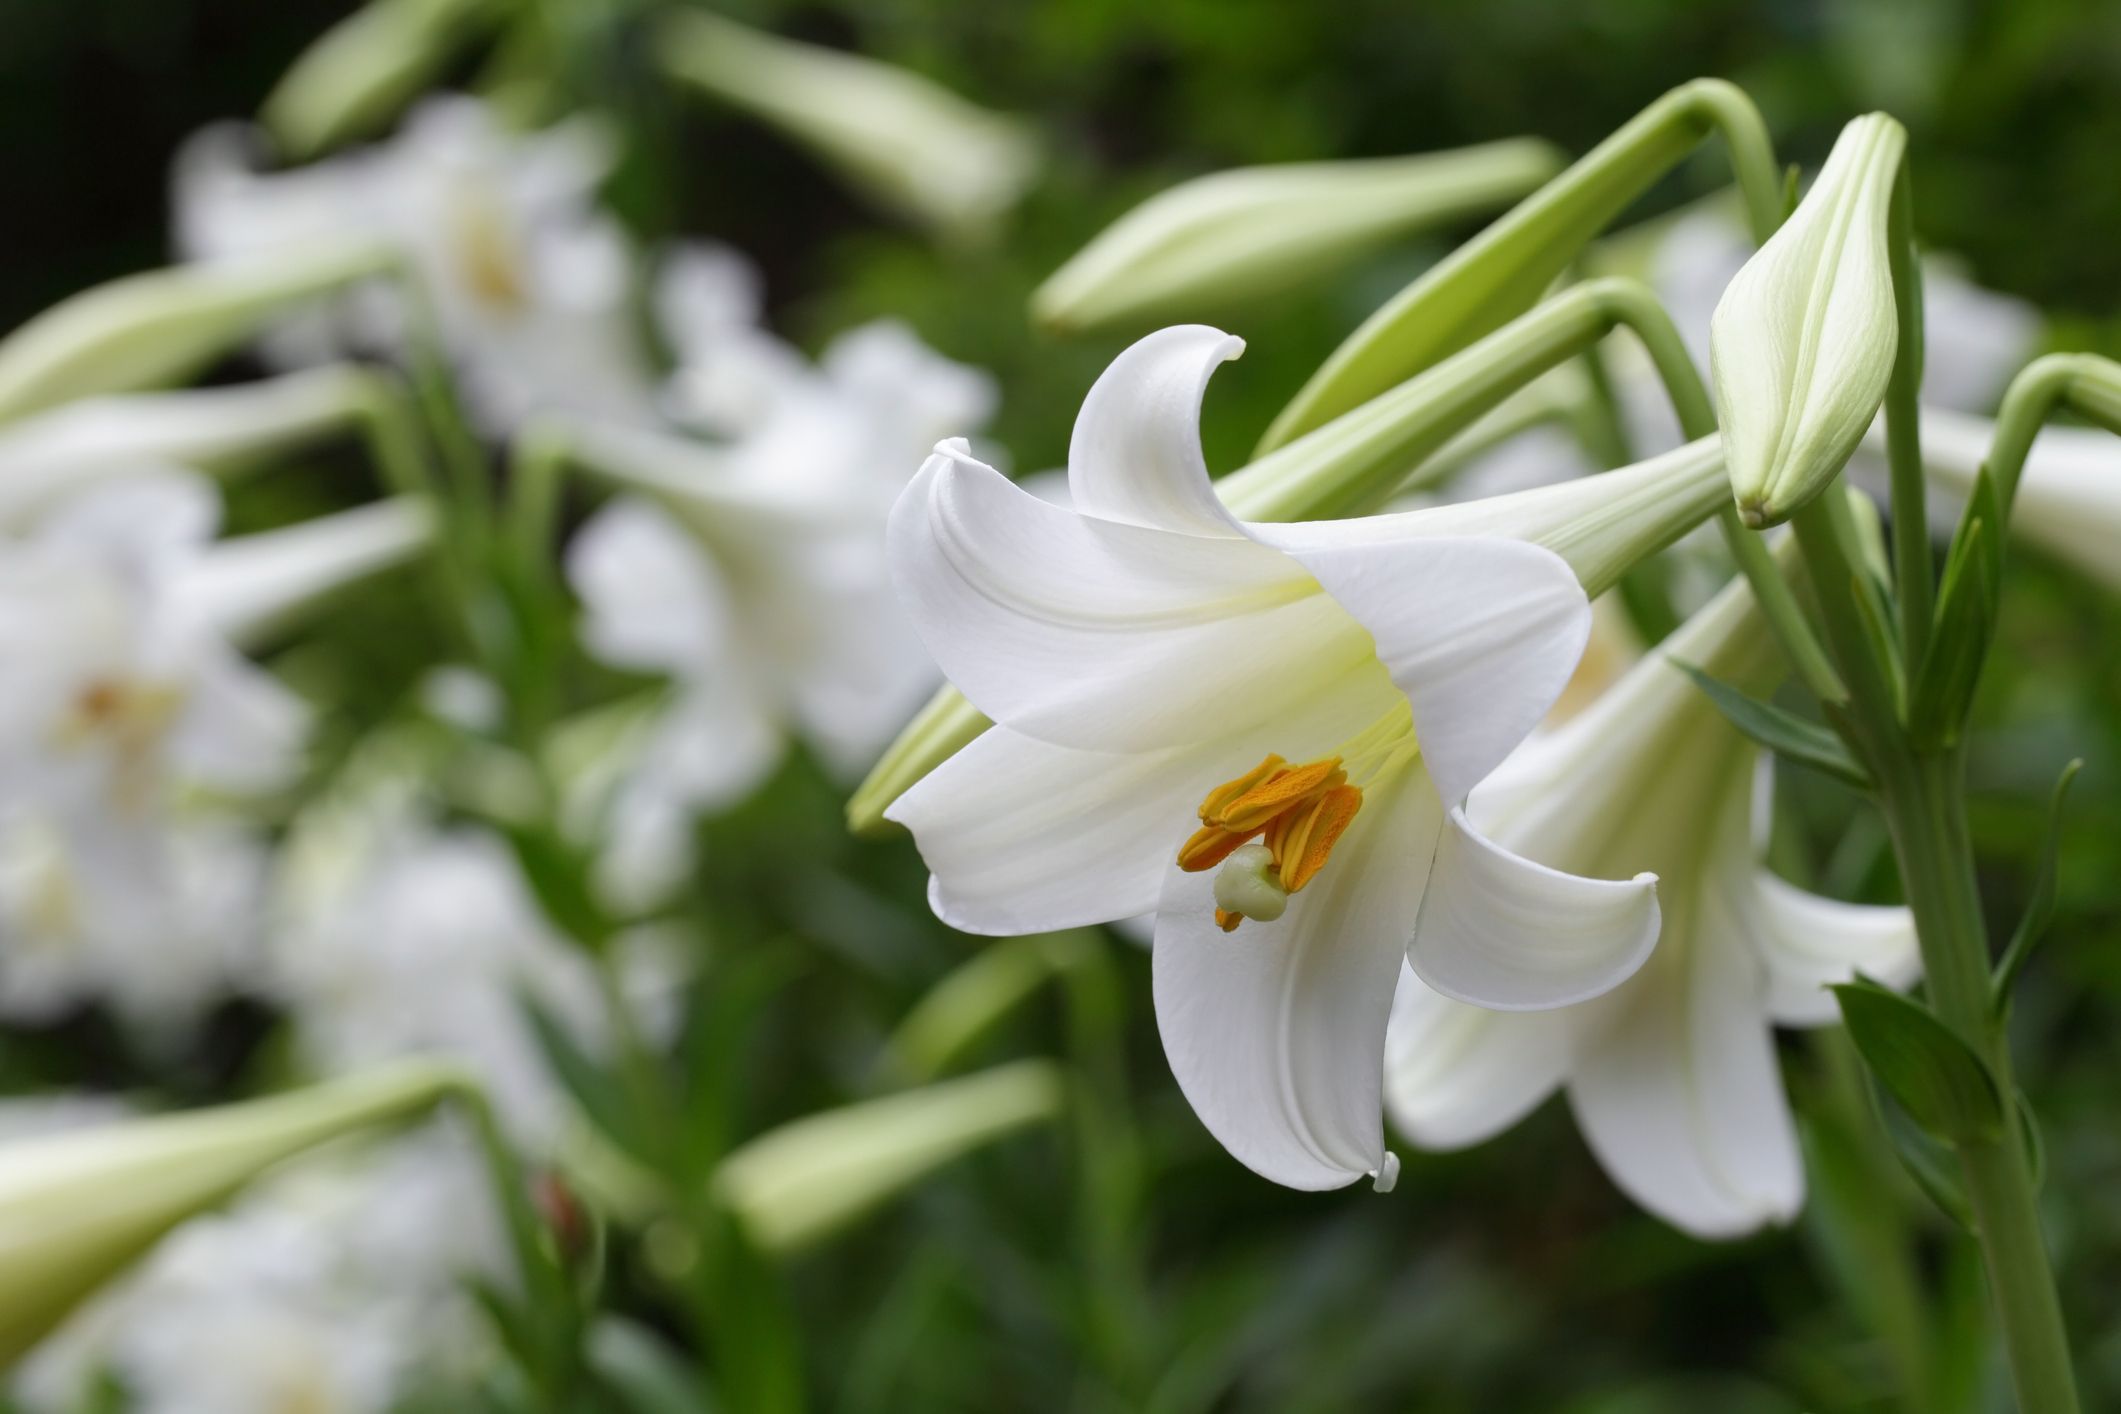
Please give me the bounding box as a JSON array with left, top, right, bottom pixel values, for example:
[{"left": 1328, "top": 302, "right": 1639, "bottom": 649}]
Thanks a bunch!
[{"left": 1710, "top": 113, "right": 1906, "bottom": 527}]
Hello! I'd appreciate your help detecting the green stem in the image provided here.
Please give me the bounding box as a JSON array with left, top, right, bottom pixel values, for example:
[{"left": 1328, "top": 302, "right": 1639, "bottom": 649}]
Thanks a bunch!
[
  {"left": 1873, "top": 750, "right": 2079, "bottom": 1414},
  {"left": 1883, "top": 162, "right": 1932, "bottom": 666},
  {"left": 1718, "top": 507, "right": 1845, "bottom": 703}
]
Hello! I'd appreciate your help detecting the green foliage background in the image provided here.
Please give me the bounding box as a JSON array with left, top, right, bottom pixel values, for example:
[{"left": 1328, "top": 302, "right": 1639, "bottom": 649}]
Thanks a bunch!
[{"left": 1, "top": 1, "right": 2118, "bottom": 1410}]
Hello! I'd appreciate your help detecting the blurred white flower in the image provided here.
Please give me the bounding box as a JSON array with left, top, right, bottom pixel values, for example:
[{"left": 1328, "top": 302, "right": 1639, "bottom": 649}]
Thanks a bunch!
[
  {"left": 15, "top": 1122, "right": 502, "bottom": 1414},
  {"left": 564, "top": 285, "right": 996, "bottom": 908},
  {"left": 174, "top": 96, "right": 654, "bottom": 432},
  {"left": 0, "top": 472, "right": 306, "bottom": 1031},
  {"left": 273, "top": 815, "right": 604, "bottom": 1147},
  {"left": 887, "top": 326, "right": 1668, "bottom": 1192},
  {"left": 1384, "top": 572, "right": 1921, "bottom": 1238}
]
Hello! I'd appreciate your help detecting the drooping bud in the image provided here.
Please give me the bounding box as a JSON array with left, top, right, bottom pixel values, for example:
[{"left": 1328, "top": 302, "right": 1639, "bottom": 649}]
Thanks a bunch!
[
  {"left": 1032, "top": 142, "right": 1560, "bottom": 334},
  {"left": 261, "top": 0, "right": 505, "bottom": 159},
  {"left": 0, "top": 1062, "right": 466, "bottom": 1363},
  {"left": 659, "top": 12, "right": 1039, "bottom": 243},
  {"left": 0, "top": 245, "right": 390, "bottom": 425},
  {"left": 712, "top": 1060, "right": 1064, "bottom": 1252},
  {"left": 1710, "top": 113, "right": 1907, "bottom": 527}
]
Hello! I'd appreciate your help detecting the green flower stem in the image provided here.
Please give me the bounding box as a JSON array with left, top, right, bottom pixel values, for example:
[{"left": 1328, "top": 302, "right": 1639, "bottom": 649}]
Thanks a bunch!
[
  {"left": 1873, "top": 750, "right": 2080, "bottom": 1414},
  {"left": 1258, "top": 78, "right": 1781, "bottom": 451},
  {"left": 1981, "top": 353, "right": 2121, "bottom": 515},
  {"left": 1221, "top": 276, "right": 1711, "bottom": 520},
  {"left": 1718, "top": 506, "right": 1846, "bottom": 704},
  {"left": 1883, "top": 162, "right": 1931, "bottom": 666},
  {"left": 1791, "top": 492, "right": 2080, "bottom": 1413}
]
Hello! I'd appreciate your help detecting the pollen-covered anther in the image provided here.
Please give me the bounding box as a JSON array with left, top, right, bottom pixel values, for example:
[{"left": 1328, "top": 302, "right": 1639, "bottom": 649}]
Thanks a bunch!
[{"left": 1180, "top": 754, "right": 1364, "bottom": 928}]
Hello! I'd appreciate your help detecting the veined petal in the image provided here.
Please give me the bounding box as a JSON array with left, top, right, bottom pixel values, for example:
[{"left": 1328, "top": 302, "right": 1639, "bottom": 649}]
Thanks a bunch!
[
  {"left": 1249, "top": 525, "right": 1589, "bottom": 803},
  {"left": 889, "top": 443, "right": 1364, "bottom": 752},
  {"left": 1568, "top": 892, "right": 1803, "bottom": 1239},
  {"left": 892, "top": 662, "right": 1404, "bottom": 936},
  {"left": 890, "top": 726, "right": 1193, "bottom": 935},
  {"left": 1152, "top": 756, "right": 1441, "bottom": 1190},
  {"left": 1383, "top": 962, "right": 1574, "bottom": 1149},
  {"left": 1745, "top": 871, "right": 1921, "bottom": 1026},
  {"left": 1409, "top": 807, "right": 1658, "bottom": 1010},
  {"left": 1067, "top": 325, "right": 1246, "bottom": 539}
]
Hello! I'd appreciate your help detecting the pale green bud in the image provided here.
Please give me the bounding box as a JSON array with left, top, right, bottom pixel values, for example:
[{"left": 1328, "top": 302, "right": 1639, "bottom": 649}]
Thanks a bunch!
[
  {"left": 190, "top": 496, "right": 436, "bottom": 649},
  {"left": 1710, "top": 113, "right": 1907, "bottom": 527},
  {"left": 885, "top": 932, "right": 1098, "bottom": 1082},
  {"left": 0, "top": 245, "right": 389, "bottom": 425},
  {"left": 660, "top": 12, "right": 1038, "bottom": 242},
  {"left": 713, "top": 1061, "right": 1064, "bottom": 1253},
  {"left": 1032, "top": 141, "right": 1560, "bottom": 334},
  {"left": 0, "top": 1062, "right": 466, "bottom": 1364},
  {"left": 262, "top": 0, "right": 505, "bottom": 159}
]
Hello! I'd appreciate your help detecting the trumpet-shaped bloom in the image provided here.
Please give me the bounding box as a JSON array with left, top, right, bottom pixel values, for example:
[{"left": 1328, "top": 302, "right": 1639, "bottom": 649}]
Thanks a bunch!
[
  {"left": 0, "top": 472, "right": 308, "bottom": 1030},
  {"left": 174, "top": 97, "right": 653, "bottom": 432},
  {"left": 1384, "top": 574, "right": 1921, "bottom": 1237},
  {"left": 887, "top": 326, "right": 1667, "bottom": 1190},
  {"left": 1710, "top": 114, "right": 1907, "bottom": 526},
  {"left": 565, "top": 307, "right": 995, "bottom": 907}
]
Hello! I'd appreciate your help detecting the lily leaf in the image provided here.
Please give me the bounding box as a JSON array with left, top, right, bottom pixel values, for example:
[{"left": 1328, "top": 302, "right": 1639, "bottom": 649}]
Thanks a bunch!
[
  {"left": 1991, "top": 757, "right": 2082, "bottom": 1018},
  {"left": 1909, "top": 467, "right": 2005, "bottom": 747},
  {"left": 1679, "top": 664, "right": 1870, "bottom": 788},
  {"left": 1871, "top": 1076, "right": 1974, "bottom": 1232},
  {"left": 1833, "top": 979, "right": 2004, "bottom": 1145}
]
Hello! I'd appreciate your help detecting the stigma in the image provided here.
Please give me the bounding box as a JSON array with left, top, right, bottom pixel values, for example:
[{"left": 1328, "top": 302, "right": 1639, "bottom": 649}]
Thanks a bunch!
[{"left": 1178, "top": 752, "right": 1363, "bottom": 930}]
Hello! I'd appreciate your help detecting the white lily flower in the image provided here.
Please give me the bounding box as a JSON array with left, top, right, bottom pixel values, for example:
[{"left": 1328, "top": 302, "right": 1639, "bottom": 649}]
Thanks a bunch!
[
  {"left": 0, "top": 472, "right": 308, "bottom": 1030},
  {"left": 885, "top": 326, "right": 1683, "bottom": 1191},
  {"left": 1710, "top": 113, "right": 1907, "bottom": 526},
  {"left": 565, "top": 310, "right": 996, "bottom": 907},
  {"left": 660, "top": 11, "right": 1038, "bottom": 241},
  {"left": 1384, "top": 572, "right": 1921, "bottom": 1237},
  {"left": 174, "top": 97, "right": 654, "bottom": 432}
]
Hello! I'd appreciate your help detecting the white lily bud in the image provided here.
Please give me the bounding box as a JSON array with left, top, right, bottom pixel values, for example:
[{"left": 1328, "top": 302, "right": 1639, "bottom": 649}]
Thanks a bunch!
[
  {"left": 1709, "top": 113, "right": 1907, "bottom": 526},
  {"left": 0, "top": 1062, "right": 465, "bottom": 1363},
  {"left": 0, "top": 366, "right": 378, "bottom": 527},
  {"left": 262, "top": 0, "right": 503, "bottom": 159},
  {"left": 713, "top": 1060, "right": 1064, "bottom": 1252},
  {"left": 1033, "top": 141, "right": 1560, "bottom": 333},
  {"left": 185, "top": 496, "right": 436, "bottom": 649},
  {"left": 0, "top": 245, "right": 389, "bottom": 425},
  {"left": 660, "top": 12, "right": 1038, "bottom": 242}
]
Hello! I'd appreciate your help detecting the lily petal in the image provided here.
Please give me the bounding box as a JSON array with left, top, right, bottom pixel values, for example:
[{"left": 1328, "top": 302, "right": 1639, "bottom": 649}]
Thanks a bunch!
[
  {"left": 1250, "top": 525, "right": 1589, "bottom": 802},
  {"left": 1410, "top": 807, "right": 1659, "bottom": 1010},
  {"left": 1568, "top": 899, "right": 1803, "bottom": 1239},
  {"left": 889, "top": 443, "right": 1362, "bottom": 752},
  {"left": 1745, "top": 871, "right": 1922, "bottom": 1026},
  {"left": 1383, "top": 962, "right": 1575, "bottom": 1148},
  {"left": 890, "top": 725, "right": 1194, "bottom": 935},
  {"left": 567, "top": 497, "right": 737, "bottom": 677},
  {"left": 1152, "top": 755, "right": 1440, "bottom": 1190},
  {"left": 1067, "top": 325, "right": 1246, "bottom": 539}
]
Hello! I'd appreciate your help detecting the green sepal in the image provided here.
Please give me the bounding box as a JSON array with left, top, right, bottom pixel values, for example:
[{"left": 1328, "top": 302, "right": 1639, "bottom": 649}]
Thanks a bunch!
[
  {"left": 1832, "top": 978, "right": 2005, "bottom": 1145},
  {"left": 1991, "top": 757, "right": 2082, "bottom": 1018},
  {"left": 1679, "top": 664, "right": 1871, "bottom": 789},
  {"left": 1909, "top": 466, "right": 2006, "bottom": 747}
]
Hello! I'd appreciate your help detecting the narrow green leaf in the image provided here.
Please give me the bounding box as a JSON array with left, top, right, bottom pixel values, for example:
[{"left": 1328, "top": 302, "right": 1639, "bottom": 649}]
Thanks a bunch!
[
  {"left": 1679, "top": 664, "right": 1871, "bottom": 788},
  {"left": 2017, "top": 1089, "right": 2046, "bottom": 1192},
  {"left": 1910, "top": 467, "right": 2006, "bottom": 746},
  {"left": 519, "top": 992, "right": 655, "bottom": 1167},
  {"left": 1832, "top": 980, "right": 2005, "bottom": 1144},
  {"left": 1991, "top": 758, "right": 2082, "bottom": 1018}
]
